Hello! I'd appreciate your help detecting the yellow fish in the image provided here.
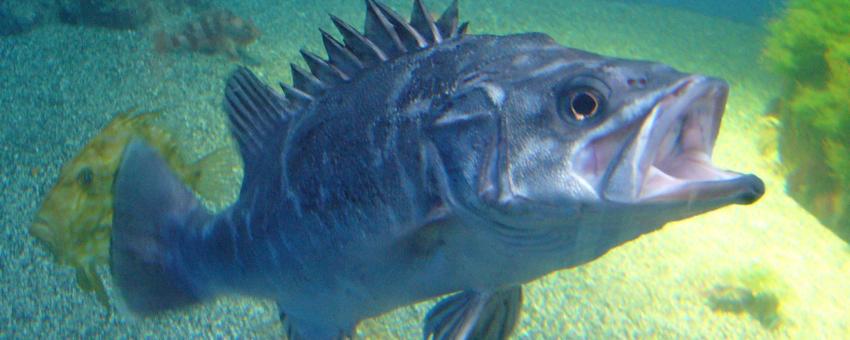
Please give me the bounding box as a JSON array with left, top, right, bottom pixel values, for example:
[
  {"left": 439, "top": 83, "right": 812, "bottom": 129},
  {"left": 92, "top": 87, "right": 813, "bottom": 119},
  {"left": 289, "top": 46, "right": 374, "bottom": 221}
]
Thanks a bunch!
[{"left": 30, "top": 109, "right": 235, "bottom": 307}]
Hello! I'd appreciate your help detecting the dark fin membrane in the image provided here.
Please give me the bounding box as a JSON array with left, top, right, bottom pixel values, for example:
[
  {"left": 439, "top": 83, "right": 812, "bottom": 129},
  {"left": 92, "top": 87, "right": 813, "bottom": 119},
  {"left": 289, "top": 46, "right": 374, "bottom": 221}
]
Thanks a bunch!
[
  {"left": 332, "top": 15, "right": 388, "bottom": 66},
  {"left": 291, "top": 63, "right": 327, "bottom": 98},
  {"left": 375, "top": 1, "right": 428, "bottom": 50},
  {"left": 111, "top": 140, "right": 211, "bottom": 315},
  {"left": 291, "top": 1, "right": 466, "bottom": 100},
  {"left": 301, "top": 49, "right": 349, "bottom": 84},
  {"left": 457, "top": 21, "right": 469, "bottom": 36},
  {"left": 411, "top": 0, "right": 442, "bottom": 44},
  {"left": 435, "top": 0, "right": 460, "bottom": 39},
  {"left": 280, "top": 83, "right": 314, "bottom": 108},
  {"left": 364, "top": 0, "right": 406, "bottom": 57},
  {"left": 224, "top": 67, "right": 293, "bottom": 203},
  {"left": 423, "top": 286, "right": 523, "bottom": 340},
  {"left": 320, "top": 29, "right": 364, "bottom": 78}
]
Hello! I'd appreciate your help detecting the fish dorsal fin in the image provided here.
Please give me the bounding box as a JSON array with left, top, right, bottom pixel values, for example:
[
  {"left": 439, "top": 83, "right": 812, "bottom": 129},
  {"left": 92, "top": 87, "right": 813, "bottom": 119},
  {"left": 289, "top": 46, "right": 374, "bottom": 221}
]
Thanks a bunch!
[
  {"left": 375, "top": 1, "right": 428, "bottom": 50},
  {"left": 290, "top": 63, "right": 326, "bottom": 98},
  {"left": 332, "top": 15, "right": 388, "bottom": 67},
  {"left": 436, "top": 0, "right": 460, "bottom": 39},
  {"left": 224, "top": 68, "right": 292, "bottom": 186},
  {"left": 364, "top": 0, "right": 406, "bottom": 57},
  {"left": 301, "top": 49, "right": 349, "bottom": 85},
  {"left": 411, "top": 0, "right": 442, "bottom": 44},
  {"left": 292, "top": 0, "right": 466, "bottom": 98},
  {"left": 320, "top": 29, "right": 364, "bottom": 78}
]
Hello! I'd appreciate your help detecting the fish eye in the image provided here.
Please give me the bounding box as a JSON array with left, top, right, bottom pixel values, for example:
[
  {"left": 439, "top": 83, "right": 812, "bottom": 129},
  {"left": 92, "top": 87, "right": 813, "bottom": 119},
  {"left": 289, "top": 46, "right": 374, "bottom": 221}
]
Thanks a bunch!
[
  {"left": 77, "top": 167, "right": 93, "bottom": 187},
  {"left": 559, "top": 86, "right": 605, "bottom": 123},
  {"left": 557, "top": 76, "right": 609, "bottom": 124},
  {"left": 568, "top": 89, "right": 601, "bottom": 121}
]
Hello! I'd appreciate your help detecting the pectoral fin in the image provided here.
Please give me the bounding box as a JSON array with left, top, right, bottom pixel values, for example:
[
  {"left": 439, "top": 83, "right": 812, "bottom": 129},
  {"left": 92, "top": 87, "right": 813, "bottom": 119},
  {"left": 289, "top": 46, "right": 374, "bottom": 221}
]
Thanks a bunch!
[
  {"left": 74, "top": 263, "right": 109, "bottom": 308},
  {"left": 423, "top": 286, "right": 523, "bottom": 340}
]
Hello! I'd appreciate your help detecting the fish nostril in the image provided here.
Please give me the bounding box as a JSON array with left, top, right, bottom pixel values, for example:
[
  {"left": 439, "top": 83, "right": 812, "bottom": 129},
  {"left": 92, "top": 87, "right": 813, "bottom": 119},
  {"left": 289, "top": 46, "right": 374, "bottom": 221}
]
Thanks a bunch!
[{"left": 626, "top": 77, "right": 647, "bottom": 88}]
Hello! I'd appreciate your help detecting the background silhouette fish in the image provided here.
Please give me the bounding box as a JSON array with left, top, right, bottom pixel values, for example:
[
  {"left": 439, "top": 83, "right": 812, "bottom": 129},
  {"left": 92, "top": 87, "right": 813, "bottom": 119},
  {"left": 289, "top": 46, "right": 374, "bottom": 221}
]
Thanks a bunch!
[
  {"left": 110, "top": 1, "right": 764, "bottom": 339},
  {"left": 30, "top": 109, "right": 233, "bottom": 307},
  {"left": 154, "top": 8, "right": 261, "bottom": 61}
]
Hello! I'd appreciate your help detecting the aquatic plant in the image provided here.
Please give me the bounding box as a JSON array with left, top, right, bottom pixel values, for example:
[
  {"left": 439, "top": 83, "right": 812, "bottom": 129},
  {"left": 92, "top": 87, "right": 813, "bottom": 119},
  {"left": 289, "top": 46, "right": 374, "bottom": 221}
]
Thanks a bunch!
[
  {"left": 763, "top": 0, "right": 850, "bottom": 240},
  {"left": 30, "top": 109, "right": 235, "bottom": 307}
]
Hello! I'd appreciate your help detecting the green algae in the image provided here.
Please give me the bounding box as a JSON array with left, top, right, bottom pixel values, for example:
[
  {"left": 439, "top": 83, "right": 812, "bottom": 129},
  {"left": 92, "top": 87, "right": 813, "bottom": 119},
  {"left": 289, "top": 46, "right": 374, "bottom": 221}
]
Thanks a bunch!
[{"left": 762, "top": 0, "right": 850, "bottom": 241}]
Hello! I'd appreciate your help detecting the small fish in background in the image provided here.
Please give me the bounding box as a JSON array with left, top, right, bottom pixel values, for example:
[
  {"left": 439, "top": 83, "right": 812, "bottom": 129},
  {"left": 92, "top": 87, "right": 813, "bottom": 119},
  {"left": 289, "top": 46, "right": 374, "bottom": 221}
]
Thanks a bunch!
[
  {"left": 30, "top": 109, "right": 235, "bottom": 308},
  {"left": 154, "top": 9, "right": 261, "bottom": 61}
]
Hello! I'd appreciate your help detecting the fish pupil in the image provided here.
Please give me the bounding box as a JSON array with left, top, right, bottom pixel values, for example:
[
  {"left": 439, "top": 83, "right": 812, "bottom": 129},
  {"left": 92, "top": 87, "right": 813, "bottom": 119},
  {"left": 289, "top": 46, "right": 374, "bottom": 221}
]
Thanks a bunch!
[{"left": 570, "top": 91, "right": 599, "bottom": 120}]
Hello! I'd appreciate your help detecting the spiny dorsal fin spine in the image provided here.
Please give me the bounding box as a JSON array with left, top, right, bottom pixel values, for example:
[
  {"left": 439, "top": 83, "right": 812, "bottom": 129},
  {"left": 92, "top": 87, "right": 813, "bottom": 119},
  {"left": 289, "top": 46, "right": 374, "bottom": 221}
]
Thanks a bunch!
[
  {"left": 436, "top": 0, "right": 459, "bottom": 39},
  {"left": 300, "top": 49, "right": 349, "bottom": 84},
  {"left": 320, "top": 29, "right": 365, "bottom": 78},
  {"left": 280, "top": 83, "right": 314, "bottom": 108},
  {"left": 331, "top": 15, "right": 388, "bottom": 66},
  {"left": 411, "top": 0, "right": 442, "bottom": 43},
  {"left": 289, "top": 1, "right": 466, "bottom": 105},
  {"left": 365, "top": 0, "right": 406, "bottom": 57},
  {"left": 375, "top": 1, "right": 428, "bottom": 50},
  {"left": 458, "top": 21, "right": 469, "bottom": 36},
  {"left": 290, "top": 64, "right": 326, "bottom": 97}
]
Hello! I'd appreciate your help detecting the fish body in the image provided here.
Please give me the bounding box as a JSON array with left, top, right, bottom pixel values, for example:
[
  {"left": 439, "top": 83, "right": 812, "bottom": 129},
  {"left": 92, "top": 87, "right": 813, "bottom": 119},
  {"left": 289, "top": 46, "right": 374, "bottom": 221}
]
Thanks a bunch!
[
  {"left": 31, "top": 109, "right": 230, "bottom": 307},
  {"left": 154, "top": 9, "right": 260, "bottom": 60},
  {"left": 111, "top": 1, "right": 764, "bottom": 338}
]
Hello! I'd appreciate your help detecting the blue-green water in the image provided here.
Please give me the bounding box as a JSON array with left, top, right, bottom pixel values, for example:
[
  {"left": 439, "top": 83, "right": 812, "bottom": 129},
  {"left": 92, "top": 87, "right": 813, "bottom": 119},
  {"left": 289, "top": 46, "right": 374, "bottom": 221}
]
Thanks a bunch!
[{"left": 1, "top": 0, "right": 848, "bottom": 339}]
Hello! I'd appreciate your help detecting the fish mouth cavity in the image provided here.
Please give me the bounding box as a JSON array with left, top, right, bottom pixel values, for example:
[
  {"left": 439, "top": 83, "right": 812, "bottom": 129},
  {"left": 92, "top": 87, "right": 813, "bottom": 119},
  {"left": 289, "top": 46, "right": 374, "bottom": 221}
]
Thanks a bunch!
[
  {"left": 631, "top": 76, "right": 735, "bottom": 201},
  {"left": 582, "top": 75, "right": 760, "bottom": 203}
]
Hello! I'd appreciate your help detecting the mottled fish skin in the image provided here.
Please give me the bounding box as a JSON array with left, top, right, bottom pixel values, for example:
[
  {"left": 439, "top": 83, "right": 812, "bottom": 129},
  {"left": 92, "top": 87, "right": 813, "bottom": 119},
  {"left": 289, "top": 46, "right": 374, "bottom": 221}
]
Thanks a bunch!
[
  {"left": 30, "top": 109, "right": 231, "bottom": 308},
  {"left": 110, "top": 1, "right": 764, "bottom": 339}
]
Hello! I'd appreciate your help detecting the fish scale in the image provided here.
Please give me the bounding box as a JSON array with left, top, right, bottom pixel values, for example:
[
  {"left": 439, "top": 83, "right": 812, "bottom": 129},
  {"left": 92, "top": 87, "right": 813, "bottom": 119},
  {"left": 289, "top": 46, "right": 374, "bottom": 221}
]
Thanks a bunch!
[{"left": 110, "top": 1, "right": 764, "bottom": 339}]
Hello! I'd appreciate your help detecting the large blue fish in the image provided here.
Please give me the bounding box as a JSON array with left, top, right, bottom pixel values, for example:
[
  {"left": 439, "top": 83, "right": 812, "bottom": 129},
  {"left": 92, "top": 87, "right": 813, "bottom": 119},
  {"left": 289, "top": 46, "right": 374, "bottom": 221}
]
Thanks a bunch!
[{"left": 110, "top": 1, "right": 765, "bottom": 339}]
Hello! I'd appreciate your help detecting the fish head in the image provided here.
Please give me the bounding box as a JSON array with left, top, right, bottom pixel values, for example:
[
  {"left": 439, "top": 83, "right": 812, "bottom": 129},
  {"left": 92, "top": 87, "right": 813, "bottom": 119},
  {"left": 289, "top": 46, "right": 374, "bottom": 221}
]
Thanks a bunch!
[
  {"left": 30, "top": 113, "right": 144, "bottom": 263},
  {"left": 430, "top": 33, "right": 763, "bottom": 255},
  {"left": 31, "top": 156, "right": 117, "bottom": 264}
]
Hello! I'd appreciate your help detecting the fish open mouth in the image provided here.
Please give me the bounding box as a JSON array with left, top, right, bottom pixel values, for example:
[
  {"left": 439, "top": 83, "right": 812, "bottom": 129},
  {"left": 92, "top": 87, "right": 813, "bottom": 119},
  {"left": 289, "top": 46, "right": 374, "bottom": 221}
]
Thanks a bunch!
[{"left": 581, "top": 76, "right": 764, "bottom": 205}]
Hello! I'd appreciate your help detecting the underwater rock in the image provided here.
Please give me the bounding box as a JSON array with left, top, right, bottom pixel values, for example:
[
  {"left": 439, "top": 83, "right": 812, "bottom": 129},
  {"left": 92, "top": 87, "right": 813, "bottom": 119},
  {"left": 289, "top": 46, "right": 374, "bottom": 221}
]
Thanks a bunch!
[
  {"left": 57, "top": 0, "right": 153, "bottom": 30},
  {"left": 0, "top": 0, "right": 50, "bottom": 36}
]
